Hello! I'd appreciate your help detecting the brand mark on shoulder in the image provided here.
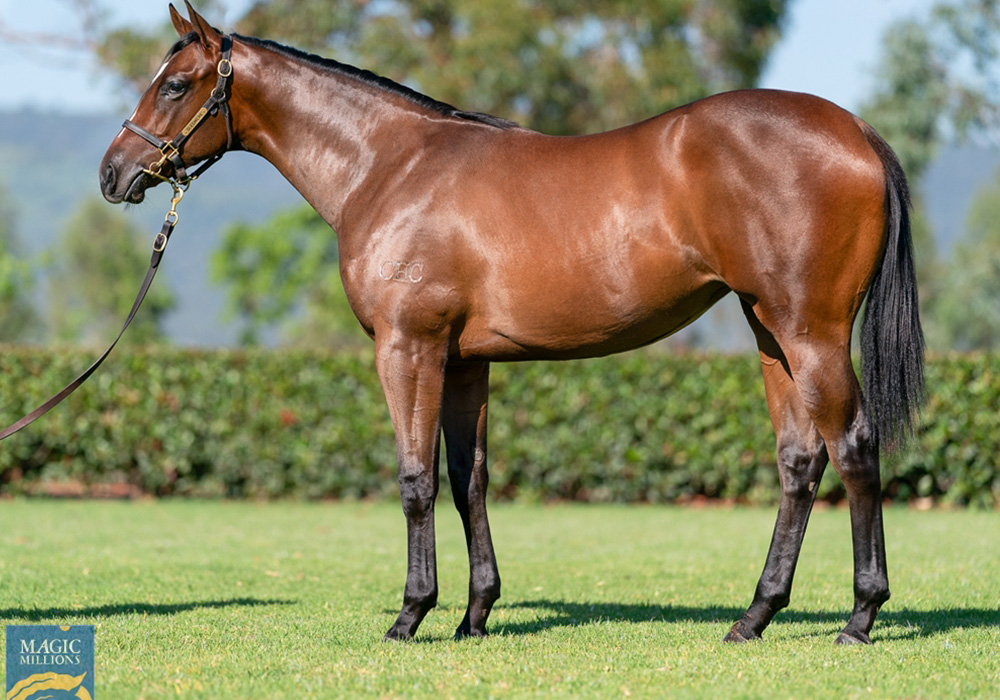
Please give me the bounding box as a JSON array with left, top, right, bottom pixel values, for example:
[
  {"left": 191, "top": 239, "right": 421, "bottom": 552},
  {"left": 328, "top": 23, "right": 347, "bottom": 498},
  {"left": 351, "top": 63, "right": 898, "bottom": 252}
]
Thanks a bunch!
[{"left": 379, "top": 261, "right": 424, "bottom": 284}]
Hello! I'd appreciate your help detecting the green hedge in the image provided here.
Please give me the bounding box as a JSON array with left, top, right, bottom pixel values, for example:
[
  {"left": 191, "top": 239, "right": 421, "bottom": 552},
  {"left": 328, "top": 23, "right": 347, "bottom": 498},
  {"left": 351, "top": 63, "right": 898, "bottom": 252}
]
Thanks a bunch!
[{"left": 1, "top": 347, "right": 998, "bottom": 507}]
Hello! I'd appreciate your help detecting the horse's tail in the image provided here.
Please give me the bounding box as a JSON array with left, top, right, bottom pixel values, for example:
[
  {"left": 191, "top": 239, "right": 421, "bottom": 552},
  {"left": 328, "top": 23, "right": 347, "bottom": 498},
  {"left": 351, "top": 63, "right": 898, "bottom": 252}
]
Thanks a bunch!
[{"left": 858, "top": 120, "right": 925, "bottom": 451}]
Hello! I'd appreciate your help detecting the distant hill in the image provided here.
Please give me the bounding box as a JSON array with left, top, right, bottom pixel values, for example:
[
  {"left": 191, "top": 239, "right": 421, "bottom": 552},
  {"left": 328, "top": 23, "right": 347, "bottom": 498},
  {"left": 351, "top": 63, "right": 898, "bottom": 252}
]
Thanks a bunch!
[
  {"left": 0, "top": 108, "right": 997, "bottom": 347},
  {"left": 922, "top": 144, "right": 1000, "bottom": 255}
]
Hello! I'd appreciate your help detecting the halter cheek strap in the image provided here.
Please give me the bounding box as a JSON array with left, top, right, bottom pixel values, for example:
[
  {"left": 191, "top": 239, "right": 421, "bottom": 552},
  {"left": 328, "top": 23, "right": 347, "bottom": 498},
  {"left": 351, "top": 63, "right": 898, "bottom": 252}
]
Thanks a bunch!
[{"left": 123, "top": 35, "right": 234, "bottom": 186}]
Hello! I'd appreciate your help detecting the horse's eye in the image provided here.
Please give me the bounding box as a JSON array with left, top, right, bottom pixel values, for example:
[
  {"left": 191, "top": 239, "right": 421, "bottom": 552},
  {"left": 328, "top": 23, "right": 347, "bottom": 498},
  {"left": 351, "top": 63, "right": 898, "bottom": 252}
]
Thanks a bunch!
[{"left": 163, "top": 81, "right": 188, "bottom": 98}]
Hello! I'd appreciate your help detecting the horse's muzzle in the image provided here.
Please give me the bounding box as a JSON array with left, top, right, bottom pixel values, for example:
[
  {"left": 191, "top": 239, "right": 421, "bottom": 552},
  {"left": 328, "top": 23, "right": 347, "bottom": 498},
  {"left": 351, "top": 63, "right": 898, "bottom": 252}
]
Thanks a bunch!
[{"left": 99, "top": 156, "right": 151, "bottom": 205}]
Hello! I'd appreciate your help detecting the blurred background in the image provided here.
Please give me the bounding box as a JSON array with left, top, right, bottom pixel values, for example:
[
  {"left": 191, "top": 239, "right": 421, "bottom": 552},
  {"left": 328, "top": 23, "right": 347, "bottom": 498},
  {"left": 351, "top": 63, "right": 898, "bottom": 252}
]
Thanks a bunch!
[{"left": 1, "top": 0, "right": 997, "bottom": 353}]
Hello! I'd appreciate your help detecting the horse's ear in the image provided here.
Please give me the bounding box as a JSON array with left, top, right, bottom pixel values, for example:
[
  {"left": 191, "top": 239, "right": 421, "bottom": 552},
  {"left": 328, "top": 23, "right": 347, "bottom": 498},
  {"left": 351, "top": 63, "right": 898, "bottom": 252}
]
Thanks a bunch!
[
  {"left": 169, "top": 4, "right": 194, "bottom": 38},
  {"left": 184, "top": 1, "right": 223, "bottom": 50}
]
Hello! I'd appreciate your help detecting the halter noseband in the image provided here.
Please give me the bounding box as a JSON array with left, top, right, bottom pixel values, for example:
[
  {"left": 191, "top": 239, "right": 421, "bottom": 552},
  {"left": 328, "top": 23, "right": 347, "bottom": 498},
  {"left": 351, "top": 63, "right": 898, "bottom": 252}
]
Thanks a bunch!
[{"left": 123, "top": 35, "right": 235, "bottom": 187}]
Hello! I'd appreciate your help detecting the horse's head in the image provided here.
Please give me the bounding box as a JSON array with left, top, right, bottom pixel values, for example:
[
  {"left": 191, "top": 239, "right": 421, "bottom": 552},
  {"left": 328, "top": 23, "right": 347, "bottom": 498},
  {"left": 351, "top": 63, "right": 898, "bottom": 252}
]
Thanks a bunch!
[{"left": 100, "top": 2, "right": 234, "bottom": 204}]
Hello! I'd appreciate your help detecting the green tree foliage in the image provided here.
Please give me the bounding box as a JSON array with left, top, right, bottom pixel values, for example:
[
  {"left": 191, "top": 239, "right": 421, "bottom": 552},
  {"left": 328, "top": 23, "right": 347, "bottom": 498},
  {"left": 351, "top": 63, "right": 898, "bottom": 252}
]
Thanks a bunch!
[
  {"left": 48, "top": 198, "right": 175, "bottom": 346},
  {"left": 210, "top": 205, "right": 361, "bottom": 347},
  {"left": 860, "top": 0, "right": 998, "bottom": 181},
  {"left": 933, "top": 169, "right": 1000, "bottom": 349},
  {"left": 97, "top": 1, "right": 791, "bottom": 133},
  {"left": 859, "top": 0, "right": 1000, "bottom": 349},
  {"left": 0, "top": 187, "right": 39, "bottom": 343}
]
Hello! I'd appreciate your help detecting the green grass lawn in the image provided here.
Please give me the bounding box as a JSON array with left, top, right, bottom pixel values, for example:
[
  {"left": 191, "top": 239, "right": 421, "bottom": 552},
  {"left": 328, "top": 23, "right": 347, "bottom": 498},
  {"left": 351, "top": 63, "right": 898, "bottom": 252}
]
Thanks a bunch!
[{"left": 0, "top": 500, "right": 997, "bottom": 698}]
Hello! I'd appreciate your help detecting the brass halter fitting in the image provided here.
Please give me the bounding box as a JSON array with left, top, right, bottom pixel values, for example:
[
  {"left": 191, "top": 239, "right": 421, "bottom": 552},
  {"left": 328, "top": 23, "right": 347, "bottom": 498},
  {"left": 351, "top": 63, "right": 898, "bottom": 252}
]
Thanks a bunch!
[{"left": 166, "top": 181, "right": 186, "bottom": 224}]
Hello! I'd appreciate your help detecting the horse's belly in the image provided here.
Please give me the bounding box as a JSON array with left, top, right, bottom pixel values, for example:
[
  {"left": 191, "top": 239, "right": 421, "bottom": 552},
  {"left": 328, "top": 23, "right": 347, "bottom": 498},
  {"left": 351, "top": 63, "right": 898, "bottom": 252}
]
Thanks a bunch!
[{"left": 457, "top": 274, "right": 727, "bottom": 361}]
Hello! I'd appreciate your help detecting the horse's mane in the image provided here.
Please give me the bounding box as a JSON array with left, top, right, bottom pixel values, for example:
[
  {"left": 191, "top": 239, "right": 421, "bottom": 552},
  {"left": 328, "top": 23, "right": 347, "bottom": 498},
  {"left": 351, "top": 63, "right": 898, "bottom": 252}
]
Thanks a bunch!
[
  {"left": 165, "top": 33, "right": 203, "bottom": 61},
  {"left": 225, "top": 33, "right": 520, "bottom": 130}
]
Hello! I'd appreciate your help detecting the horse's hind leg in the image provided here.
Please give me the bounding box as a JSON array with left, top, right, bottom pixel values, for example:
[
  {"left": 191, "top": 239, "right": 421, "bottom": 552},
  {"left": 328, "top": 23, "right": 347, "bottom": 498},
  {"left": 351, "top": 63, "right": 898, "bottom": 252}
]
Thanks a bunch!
[
  {"left": 790, "top": 344, "right": 888, "bottom": 644},
  {"left": 726, "top": 303, "right": 830, "bottom": 642},
  {"left": 737, "top": 304, "right": 890, "bottom": 644},
  {"left": 442, "top": 361, "right": 501, "bottom": 638}
]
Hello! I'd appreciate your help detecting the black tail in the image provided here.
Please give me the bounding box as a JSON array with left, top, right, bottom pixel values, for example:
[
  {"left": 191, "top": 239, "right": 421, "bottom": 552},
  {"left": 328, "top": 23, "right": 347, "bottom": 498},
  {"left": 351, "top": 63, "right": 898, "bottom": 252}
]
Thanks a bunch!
[{"left": 859, "top": 122, "right": 925, "bottom": 451}]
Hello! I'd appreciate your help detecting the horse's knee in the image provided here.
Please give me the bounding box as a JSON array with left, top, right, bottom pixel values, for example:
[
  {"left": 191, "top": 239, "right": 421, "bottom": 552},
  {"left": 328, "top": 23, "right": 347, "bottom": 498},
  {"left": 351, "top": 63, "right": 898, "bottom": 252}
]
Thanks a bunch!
[
  {"left": 398, "top": 466, "right": 437, "bottom": 516},
  {"left": 776, "top": 438, "right": 826, "bottom": 502}
]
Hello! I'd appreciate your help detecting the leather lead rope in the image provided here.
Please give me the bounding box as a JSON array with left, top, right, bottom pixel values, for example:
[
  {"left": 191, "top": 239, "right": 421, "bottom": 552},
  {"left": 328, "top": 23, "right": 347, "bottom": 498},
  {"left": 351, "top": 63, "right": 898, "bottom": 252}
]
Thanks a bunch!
[{"left": 0, "top": 187, "right": 183, "bottom": 442}]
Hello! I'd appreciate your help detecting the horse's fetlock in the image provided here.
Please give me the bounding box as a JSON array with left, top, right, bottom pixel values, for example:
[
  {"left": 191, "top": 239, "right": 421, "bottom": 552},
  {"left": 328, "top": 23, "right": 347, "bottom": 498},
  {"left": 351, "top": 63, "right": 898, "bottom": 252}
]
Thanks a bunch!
[
  {"left": 855, "top": 573, "right": 890, "bottom": 609},
  {"left": 405, "top": 588, "right": 438, "bottom": 612},
  {"left": 472, "top": 574, "right": 501, "bottom": 604}
]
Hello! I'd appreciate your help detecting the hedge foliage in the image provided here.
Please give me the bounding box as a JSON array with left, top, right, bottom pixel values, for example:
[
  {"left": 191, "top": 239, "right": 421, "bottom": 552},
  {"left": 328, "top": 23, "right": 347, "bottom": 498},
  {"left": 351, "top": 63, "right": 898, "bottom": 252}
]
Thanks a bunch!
[{"left": 1, "top": 347, "right": 997, "bottom": 507}]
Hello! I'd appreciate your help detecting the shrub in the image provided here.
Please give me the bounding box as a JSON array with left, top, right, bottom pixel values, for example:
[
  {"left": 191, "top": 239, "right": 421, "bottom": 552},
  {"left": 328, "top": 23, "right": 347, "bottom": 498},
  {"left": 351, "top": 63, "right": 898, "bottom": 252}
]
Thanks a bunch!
[{"left": 1, "top": 347, "right": 997, "bottom": 507}]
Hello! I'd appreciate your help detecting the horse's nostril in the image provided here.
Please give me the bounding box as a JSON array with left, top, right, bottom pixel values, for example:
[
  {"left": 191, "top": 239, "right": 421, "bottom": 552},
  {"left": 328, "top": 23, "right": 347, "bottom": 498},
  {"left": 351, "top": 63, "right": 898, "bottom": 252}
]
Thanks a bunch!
[{"left": 101, "top": 162, "right": 117, "bottom": 192}]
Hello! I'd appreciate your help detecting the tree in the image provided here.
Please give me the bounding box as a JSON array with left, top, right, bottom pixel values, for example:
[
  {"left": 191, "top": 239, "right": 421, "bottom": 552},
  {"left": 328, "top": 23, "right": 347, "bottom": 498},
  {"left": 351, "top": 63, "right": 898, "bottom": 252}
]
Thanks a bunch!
[
  {"left": 210, "top": 205, "right": 360, "bottom": 347},
  {"left": 933, "top": 168, "right": 1000, "bottom": 349},
  {"left": 95, "top": 1, "right": 790, "bottom": 136},
  {"left": 859, "top": 2, "right": 999, "bottom": 182},
  {"left": 262, "top": 0, "right": 791, "bottom": 135},
  {"left": 48, "top": 198, "right": 175, "bottom": 346},
  {"left": 859, "top": 0, "right": 1000, "bottom": 350},
  {"left": 0, "top": 187, "right": 40, "bottom": 343}
]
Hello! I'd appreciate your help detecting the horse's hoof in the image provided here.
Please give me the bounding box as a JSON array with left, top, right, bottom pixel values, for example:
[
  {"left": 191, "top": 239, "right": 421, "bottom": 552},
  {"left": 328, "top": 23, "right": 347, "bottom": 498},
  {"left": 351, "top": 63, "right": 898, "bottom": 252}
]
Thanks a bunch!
[
  {"left": 723, "top": 622, "right": 761, "bottom": 643},
  {"left": 835, "top": 631, "right": 872, "bottom": 645},
  {"left": 383, "top": 629, "right": 414, "bottom": 643},
  {"left": 454, "top": 624, "right": 489, "bottom": 640}
]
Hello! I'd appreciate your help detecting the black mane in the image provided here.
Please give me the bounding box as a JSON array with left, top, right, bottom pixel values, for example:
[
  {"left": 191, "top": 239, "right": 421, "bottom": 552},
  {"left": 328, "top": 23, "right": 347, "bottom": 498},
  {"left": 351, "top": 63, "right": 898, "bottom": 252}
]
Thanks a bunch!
[
  {"left": 233, "top": 34, "right": 520, "bottom": 130},
  {"left": 165, "top": 32, "right": 202, "bottom": 62}
]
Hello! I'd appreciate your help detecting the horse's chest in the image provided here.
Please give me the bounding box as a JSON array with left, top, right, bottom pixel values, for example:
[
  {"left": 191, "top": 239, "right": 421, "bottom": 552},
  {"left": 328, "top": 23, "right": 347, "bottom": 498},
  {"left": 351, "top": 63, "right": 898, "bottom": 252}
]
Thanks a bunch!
[{"left": 339, "top": 252, "right": 456, "bottom": 336}]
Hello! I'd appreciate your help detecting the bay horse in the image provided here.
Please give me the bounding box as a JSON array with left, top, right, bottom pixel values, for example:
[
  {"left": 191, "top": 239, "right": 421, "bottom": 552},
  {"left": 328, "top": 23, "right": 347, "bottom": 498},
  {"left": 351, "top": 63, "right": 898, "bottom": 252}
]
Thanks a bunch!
[{"left": 100, "top": 3, "right": 923, "bottom": 645}]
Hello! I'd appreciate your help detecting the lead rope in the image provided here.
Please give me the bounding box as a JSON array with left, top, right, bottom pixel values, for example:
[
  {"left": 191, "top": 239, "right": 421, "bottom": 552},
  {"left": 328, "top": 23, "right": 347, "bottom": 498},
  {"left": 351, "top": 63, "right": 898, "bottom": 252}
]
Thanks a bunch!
[{"left": 0, "top": 183, "right": 186, "bottom": 441}]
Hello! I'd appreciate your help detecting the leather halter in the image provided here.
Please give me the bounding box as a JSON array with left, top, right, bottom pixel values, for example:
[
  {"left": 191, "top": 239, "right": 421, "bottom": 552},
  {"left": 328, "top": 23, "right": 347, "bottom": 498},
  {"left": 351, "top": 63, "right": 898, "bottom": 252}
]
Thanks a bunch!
[{"left": 123, "top": 35, "right": 235, "bottom": 186}]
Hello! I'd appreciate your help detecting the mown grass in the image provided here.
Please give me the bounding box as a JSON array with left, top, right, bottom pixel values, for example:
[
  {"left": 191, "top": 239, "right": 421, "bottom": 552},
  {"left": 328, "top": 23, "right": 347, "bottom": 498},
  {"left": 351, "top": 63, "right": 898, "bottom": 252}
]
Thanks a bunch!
[{"left": 0, "top": 500, "right": 997, "bottom": 698}]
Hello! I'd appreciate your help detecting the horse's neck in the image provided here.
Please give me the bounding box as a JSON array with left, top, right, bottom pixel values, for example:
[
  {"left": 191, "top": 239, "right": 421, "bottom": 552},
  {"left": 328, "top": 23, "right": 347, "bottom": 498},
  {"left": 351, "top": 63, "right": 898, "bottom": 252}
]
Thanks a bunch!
[{"left": 234, "top": 45, "right": 430, "bottom": 233}]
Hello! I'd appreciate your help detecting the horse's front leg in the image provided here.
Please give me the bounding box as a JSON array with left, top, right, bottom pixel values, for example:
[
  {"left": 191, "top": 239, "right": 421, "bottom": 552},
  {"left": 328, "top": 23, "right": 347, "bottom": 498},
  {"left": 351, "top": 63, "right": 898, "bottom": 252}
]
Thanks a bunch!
[
  {"left": 442, "top": 361, "right": 500, "bottom": 638},
  {"left": 376, "top": 332, "right": 448, "bottom": 641}
]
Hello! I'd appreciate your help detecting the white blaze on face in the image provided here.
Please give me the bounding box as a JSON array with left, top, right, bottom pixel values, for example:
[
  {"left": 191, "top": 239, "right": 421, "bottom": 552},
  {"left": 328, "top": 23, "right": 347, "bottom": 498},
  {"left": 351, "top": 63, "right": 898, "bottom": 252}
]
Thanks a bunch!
[{"left": 115, "top": 59, "right": 172, "bottom": 140}]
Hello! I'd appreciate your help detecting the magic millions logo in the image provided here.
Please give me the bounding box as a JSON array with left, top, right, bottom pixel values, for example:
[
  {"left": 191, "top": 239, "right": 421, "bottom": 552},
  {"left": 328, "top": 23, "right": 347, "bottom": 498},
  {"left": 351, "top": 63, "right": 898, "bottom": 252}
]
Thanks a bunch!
[{"left": 5, "top": 626, "right": 94, "bottom": 700}]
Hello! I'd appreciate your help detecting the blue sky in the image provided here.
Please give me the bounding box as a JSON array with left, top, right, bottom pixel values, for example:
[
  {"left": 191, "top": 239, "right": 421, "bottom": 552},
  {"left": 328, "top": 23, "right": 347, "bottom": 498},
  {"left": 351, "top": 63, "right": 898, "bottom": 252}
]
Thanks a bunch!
[{"left": 0, "top": 0, "right": 937, "bottom": 115}]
